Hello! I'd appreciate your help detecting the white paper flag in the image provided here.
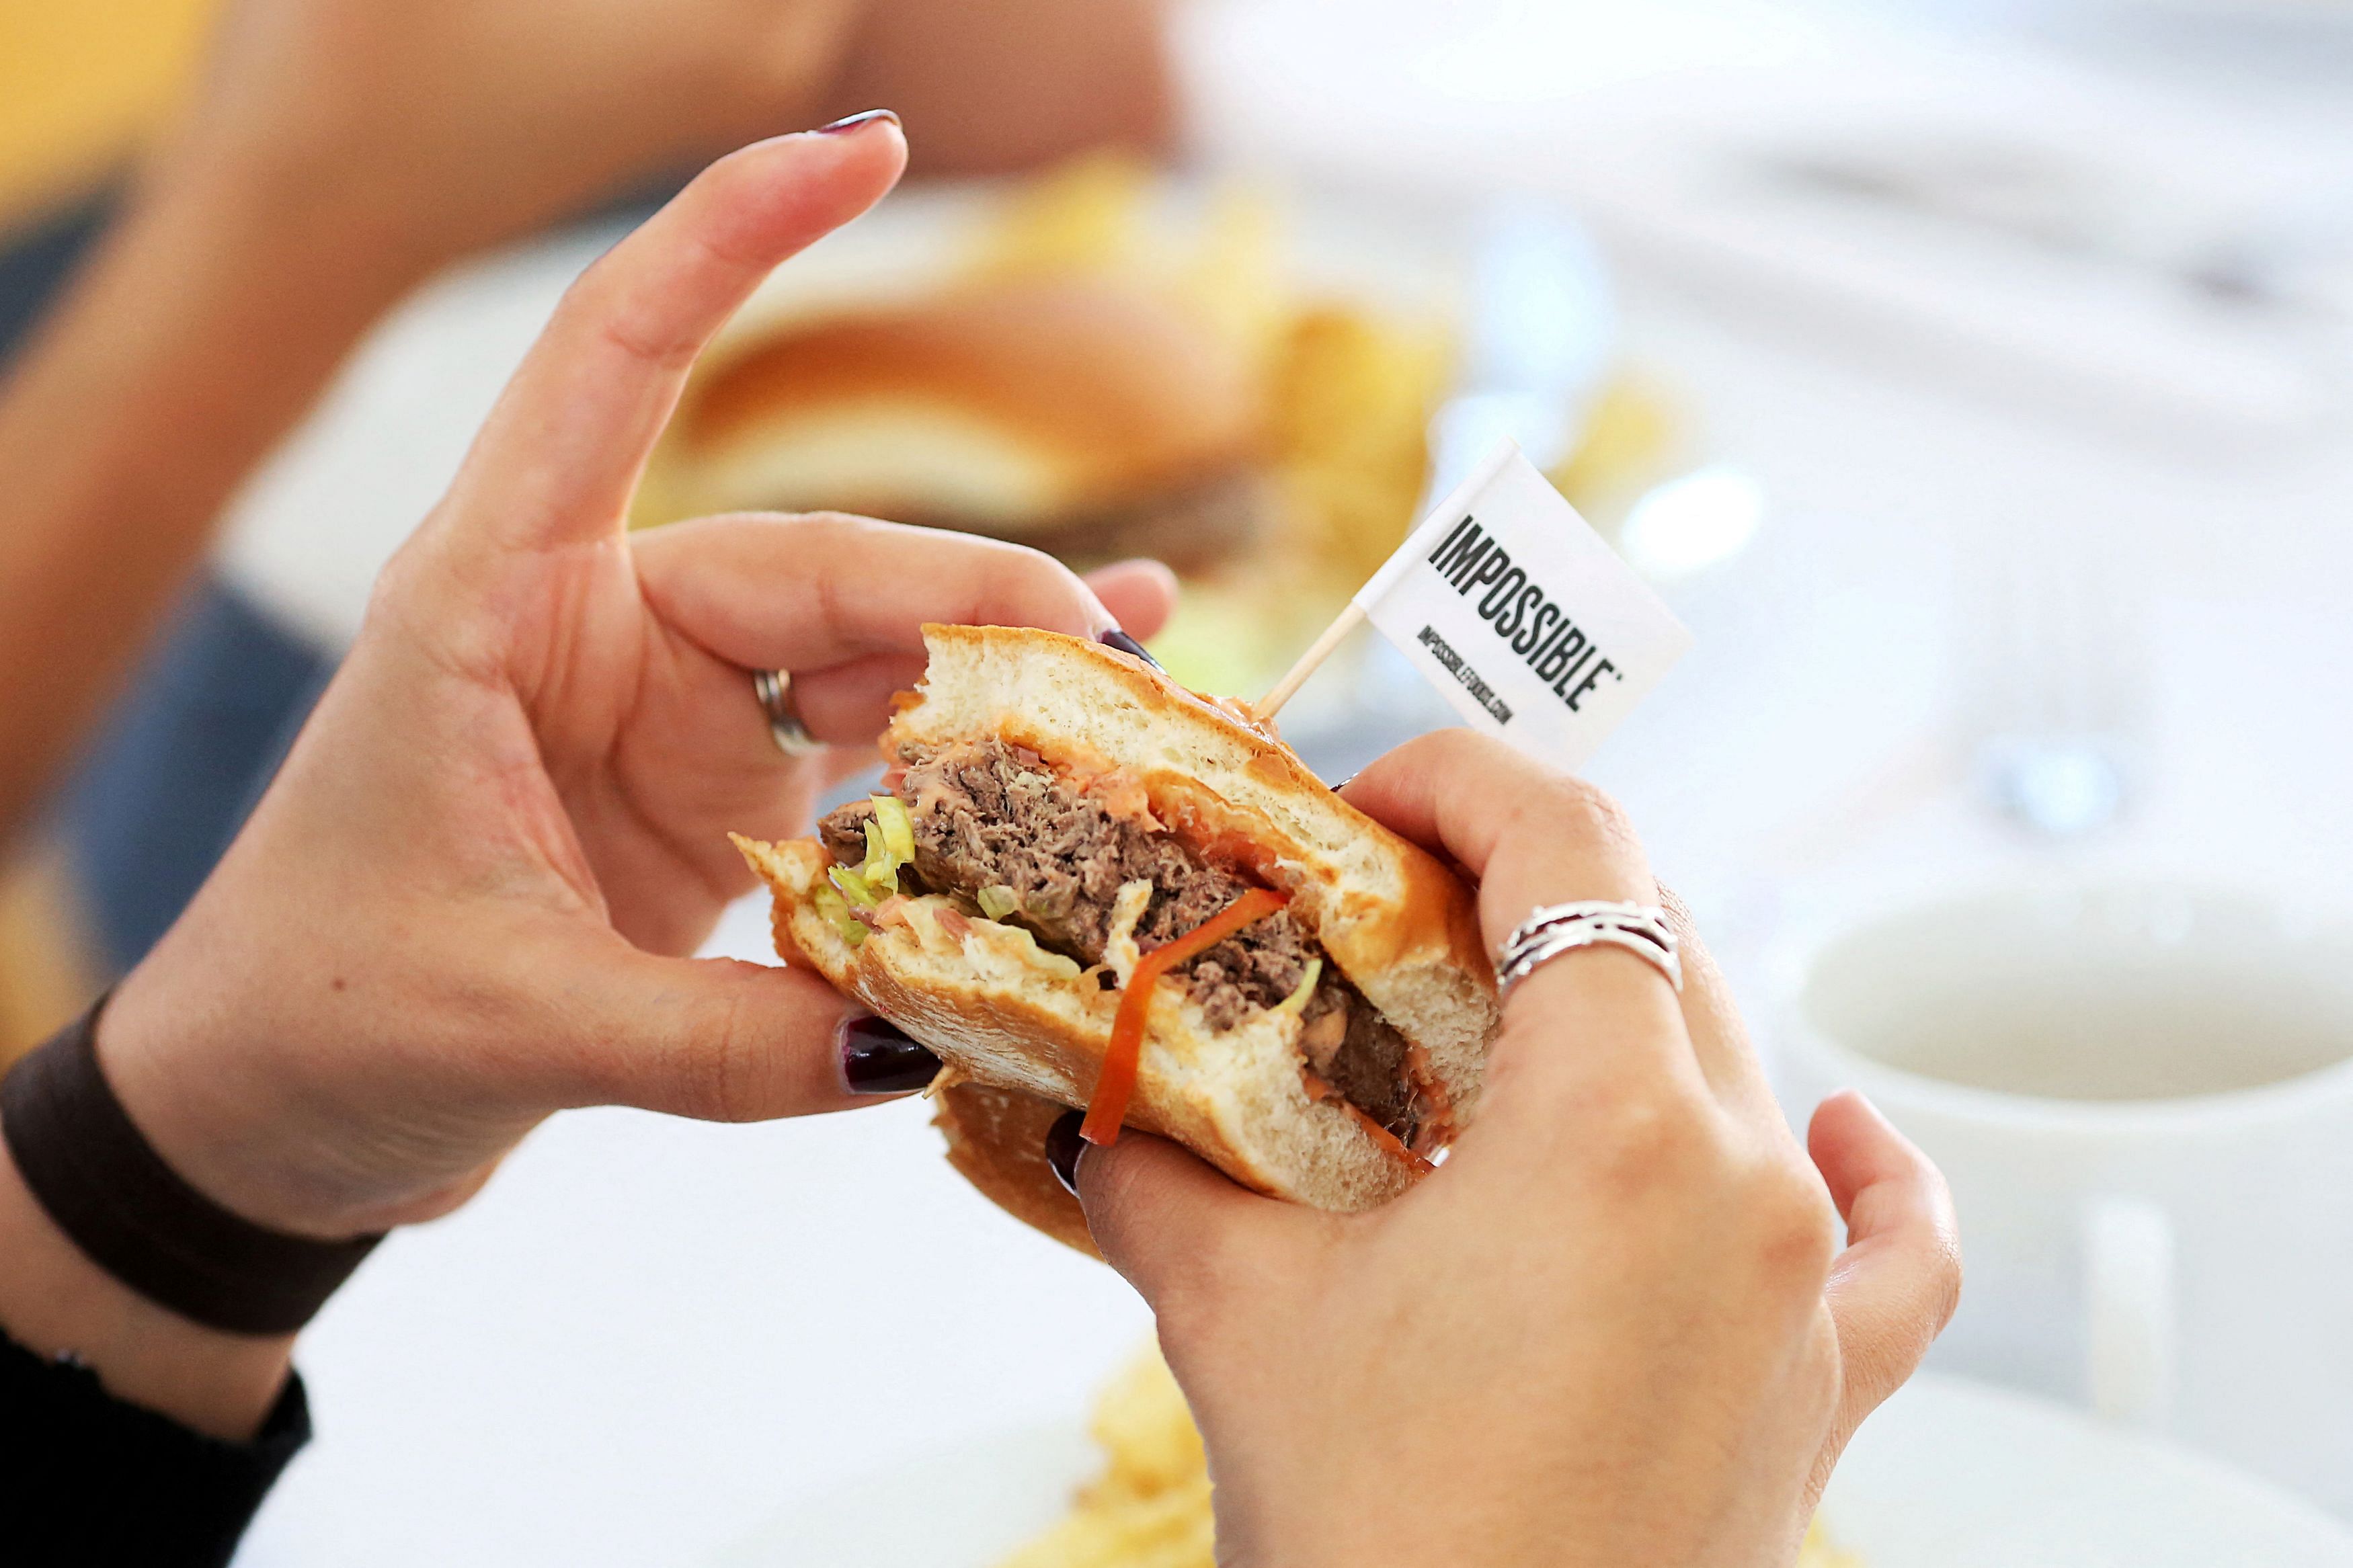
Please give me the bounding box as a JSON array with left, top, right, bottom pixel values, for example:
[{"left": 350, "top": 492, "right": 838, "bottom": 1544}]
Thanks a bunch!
[{"left": 1353, "top": 439, "right": 1692, "bottom": 772}]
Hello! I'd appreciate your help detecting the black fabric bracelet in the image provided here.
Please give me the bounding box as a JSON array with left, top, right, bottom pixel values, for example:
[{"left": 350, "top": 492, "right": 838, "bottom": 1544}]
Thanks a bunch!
[{"left": 0, "top": 995, "right": 382, "bottom": 1336}]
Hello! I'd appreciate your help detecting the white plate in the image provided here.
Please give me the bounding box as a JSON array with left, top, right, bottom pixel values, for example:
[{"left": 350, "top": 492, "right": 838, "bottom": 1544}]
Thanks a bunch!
[{"left": 710, "top": 1372, "right": 2353, "bottom": 1568}]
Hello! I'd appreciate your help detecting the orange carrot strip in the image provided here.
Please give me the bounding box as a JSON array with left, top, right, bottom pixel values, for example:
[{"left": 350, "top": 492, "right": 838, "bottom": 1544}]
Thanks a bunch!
[{"left": 1080, "top": 886, "right": 1288, "bottom": 1147}]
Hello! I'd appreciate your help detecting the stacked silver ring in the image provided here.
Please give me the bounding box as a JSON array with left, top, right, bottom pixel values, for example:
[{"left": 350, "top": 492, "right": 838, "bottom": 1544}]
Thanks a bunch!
[
  {"left": 1495, "top": 900, "right": 1682, "bottom": 1003},
  {"left": 752, "top": 668, "right": 825, "bottom": 757}
]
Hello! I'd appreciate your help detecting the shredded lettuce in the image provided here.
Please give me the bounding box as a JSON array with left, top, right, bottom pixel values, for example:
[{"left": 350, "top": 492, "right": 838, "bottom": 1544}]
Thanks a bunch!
[
  {"left": 977, "top": 884, "right": 1021, "bottom": 920},
  {"left": 872, "top": 794, "right": 916, "bottom": 863},
  {"left": 828, "top": 864, "right": 881, "bottom": 909},
  {"left": 856, "top": 794, "right": 916, "bottom": 895},
  {"left": 1273, "top": 956, "right": 1322, "bottom": 1016},
  {"left": 812, "top": 881, "right": 868, "bottom": 947},
  {"left": 859, "top": 819, "right": 899, "bottom": 895}
]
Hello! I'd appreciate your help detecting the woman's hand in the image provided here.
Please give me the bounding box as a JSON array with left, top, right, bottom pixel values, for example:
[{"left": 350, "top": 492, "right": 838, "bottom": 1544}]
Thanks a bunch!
[
  {"left": 87, "top": 118, "right": 1170, "bottom": 1252},
  {"left": 1069, "top": 731, "right": 1960, "bottom": 1567}
]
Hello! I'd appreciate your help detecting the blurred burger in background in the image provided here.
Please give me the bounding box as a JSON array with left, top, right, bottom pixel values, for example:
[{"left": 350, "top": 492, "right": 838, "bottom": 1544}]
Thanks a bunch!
[
  {"left": 661, "top": 274, "right": 1273, "bottom": 573},
  {"left": 637, "top": 157, "right": 1673, "bottom": 700}
]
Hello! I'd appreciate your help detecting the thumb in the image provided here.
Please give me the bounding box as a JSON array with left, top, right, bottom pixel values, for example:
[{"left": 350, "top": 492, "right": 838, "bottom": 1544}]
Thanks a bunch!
[
  {"left": 1072, "top": 1128, "right": 1298, "bottom": 1319},
  {"left": 551, "top": 943, "right": 870, "bottom": 1122},
  {"left": 1810, "top": 1090, "right": 1964, "bottom": 1444}
]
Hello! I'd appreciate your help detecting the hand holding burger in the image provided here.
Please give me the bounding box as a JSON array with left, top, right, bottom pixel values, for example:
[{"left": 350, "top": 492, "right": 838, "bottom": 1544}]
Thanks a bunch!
[
  {"left": 0, "top": 115, "right": 1174, "bottom": 1443},
  {"left": 1066, "top": 730, "right": 1964, "bottom": 1567}
]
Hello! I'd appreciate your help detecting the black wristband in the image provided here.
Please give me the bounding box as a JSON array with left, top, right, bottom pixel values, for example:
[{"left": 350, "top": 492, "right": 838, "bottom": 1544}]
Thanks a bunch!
[{"left": 1, "top": 995, "right": 382, "bottom": 1336}]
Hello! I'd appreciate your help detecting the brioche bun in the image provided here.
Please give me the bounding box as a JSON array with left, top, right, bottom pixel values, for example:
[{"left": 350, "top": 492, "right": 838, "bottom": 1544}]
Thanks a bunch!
[
  {"left": 666, "top": 280, "right": 1269, "bottom": 568},
  {"left": 735, "top": 626, "right": 1498, "bottom": 1247}
]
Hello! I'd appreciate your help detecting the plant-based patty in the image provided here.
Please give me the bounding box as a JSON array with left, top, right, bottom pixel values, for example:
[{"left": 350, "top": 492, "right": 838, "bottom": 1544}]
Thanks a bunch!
[{"left": 819, "top": 740, "right": 1423, "bottom": 1142}]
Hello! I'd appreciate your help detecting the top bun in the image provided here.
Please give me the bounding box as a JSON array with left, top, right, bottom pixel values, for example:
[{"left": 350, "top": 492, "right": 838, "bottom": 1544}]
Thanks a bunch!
[{"left": 666, "top": 280, "right": 1263, "bottom": 543}]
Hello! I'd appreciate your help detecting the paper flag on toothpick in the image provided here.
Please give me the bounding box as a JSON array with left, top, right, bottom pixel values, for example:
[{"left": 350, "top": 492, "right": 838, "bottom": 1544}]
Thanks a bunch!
[{"left": 1266, "top": 438, "right": 1691, "bottom": 773}]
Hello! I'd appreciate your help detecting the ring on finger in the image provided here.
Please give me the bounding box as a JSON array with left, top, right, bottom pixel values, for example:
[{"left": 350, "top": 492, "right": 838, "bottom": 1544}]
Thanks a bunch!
[
  {"left": 751, "top": 668, "right": 825, "bottom": 757},
  {"left": 1495, "top": 900, "right": 1681, "bottom": 1003}
]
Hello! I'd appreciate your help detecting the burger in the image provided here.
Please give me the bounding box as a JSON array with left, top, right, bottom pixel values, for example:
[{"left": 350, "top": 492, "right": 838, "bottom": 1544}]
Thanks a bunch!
[
  {"left": 661, "top": 279, "right": 1275, "bottom": 574},
  {"left": 733, "top": 625, "right": 1499, "bottom": 1254}
]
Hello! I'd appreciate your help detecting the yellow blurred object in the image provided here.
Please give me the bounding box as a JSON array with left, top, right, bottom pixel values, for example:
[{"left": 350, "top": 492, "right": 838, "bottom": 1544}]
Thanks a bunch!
[
  {"left": 1007, "top": 1341, "right": 1865, "bottom": 1568},
  {"left": 1266, "top": 302, "right": 1451, "bottom": 589},
  {"left": 999, "top": 1344, "right": 1214, "bottom": 1568},
  {"left": 954, "top": 155, "right": 1457, "bottom": 692},
  {"left": 965, "top": 153, "right": 1158, "bottom": 286},
  {"left": 1551, "top": 374, "right": 1682, "bottom": 524},
  {"left": 0, "top": 0, "right": 218, "bottom": 233},
  {"left": 1802, "top": 1517, "right": 1868, "bottom": 1568},
  {"left": 0, "top": 839, "right": 102, "bottom": 1069}
]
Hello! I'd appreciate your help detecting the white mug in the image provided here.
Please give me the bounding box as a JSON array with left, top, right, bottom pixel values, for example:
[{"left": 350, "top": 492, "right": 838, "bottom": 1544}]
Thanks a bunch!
[{"left": 1770, "top": 880, "right": 2353, "bottom": 1516}]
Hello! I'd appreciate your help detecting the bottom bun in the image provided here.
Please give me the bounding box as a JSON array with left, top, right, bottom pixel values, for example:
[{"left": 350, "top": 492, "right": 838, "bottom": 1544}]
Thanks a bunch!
[{"left": 934, "top": 1081, "right": 1099, "bottom": 1257}]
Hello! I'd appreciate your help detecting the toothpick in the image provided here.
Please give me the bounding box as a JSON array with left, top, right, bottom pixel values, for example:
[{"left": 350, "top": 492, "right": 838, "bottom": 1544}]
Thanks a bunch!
[{"left": 1254, "top": 601, "right": 1365, "bottom": 722}]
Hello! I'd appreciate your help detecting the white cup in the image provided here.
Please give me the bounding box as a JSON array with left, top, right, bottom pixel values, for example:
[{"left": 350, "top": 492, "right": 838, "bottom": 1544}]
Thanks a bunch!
[{"left": 1771, "top": 880, "right": 2353, "bottom": 1516}]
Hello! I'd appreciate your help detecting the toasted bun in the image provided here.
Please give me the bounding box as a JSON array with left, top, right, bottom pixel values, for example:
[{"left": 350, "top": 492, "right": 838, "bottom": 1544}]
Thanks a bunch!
[
  {"left": 932, "top": 1081, "right": 1099, "bottom": 1258},
  {"left": 668, "top": 280, "right": 1261, "bottom": 534},
  {"left": 735, "top": 627, "right": 1499, "bottom": 1238}
]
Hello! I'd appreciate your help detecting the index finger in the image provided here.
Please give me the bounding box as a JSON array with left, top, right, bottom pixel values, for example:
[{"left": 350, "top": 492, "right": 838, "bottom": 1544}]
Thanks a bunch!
[
  {"left": 631, "top": 512, "right": 1127, "bottom": 679},
  {"left": 1340, "top": 731, "right": 1702, "bottom": 1102},
  {"left": 434, "top": 116, "right": 908, "bottom": 557}
]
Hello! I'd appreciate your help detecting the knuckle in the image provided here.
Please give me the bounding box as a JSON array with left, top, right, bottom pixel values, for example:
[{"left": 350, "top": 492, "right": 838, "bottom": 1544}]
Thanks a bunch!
[
  {"left": 1529, "top": 774, "right": 1638, "bottom": 852},
  {"left": 1748, "top": 1167, "right": 1840, "bottom": 1286},
  {"left": 1585, "top": 1091, "right": 1710, "bottom": 1194},
  {"left": 674, "top": 991, "right": 766, "bottom": 1123}
]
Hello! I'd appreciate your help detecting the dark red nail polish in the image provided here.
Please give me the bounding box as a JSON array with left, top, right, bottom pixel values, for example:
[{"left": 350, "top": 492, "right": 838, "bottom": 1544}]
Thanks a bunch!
[
  {"left": 1045, "top": 1110, "right": 1086, "bottom": 1196},
  {"left": 840, "top": 1016, "right": 939, "bottom": 1094},
  {"left": 1099, "top": 628, "right": 1162, "bottom": 671},
  {"left": 815, "top": 108, "right": 900, "bottom": 136}
]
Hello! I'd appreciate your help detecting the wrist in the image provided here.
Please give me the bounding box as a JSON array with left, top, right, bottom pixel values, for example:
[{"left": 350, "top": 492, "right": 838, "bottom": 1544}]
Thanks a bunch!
[
  {"left": 95, "top": 944, "right": 391, "bottom": 1243},
  {"left": 0, "top": 1137, "right": 294, "bottom": 1443},
  {"left": 93, "top": 884, "right": 539, "bottom": 1242}
]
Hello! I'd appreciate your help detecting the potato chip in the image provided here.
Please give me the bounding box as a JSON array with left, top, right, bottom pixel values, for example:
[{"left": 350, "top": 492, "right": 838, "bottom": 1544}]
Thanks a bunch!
[{"left": 1005, "top": 1341, "right": 1865, "bottom": 1568}]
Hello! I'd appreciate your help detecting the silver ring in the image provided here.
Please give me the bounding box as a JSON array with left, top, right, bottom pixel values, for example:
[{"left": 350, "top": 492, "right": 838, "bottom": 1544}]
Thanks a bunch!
[
  {"left": 752, "top": 668, "right": 825, "bottom": 757},
  {"left": 1495, "top": 900, "right": 1681, "bottom": 1003}
]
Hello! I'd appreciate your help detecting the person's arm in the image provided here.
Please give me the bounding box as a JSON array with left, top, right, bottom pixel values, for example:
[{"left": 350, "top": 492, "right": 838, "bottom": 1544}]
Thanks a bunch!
[
  {"left": 1066, "top": 731, "right": 1964, "bottom": 1566},
  {"left": 0, "top": 115, "right": 1172, "bottom": 1506},
  {"left": 0, "top": 0, "right": 1181, "bottom": 850},
  {"left": 827, "top": 0, "right": 1175, "bottom": 175},
  {"left": 0, "top": 148, "right": 432, "bottom": 849},
  {"left": 0, "top": 0, "right": 861, "bottom": 849}
]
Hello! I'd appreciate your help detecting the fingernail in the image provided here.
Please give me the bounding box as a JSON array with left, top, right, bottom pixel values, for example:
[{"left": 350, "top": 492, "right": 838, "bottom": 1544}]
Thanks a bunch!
[
  {"left": 1099, "top": 628, "right": 1162, "bottom": 671},
  {"left": 1045, "top": 1110, "right": 1086, "bottom": 1196},
  {"left": 840, "top": 1016, "right": 940, "bottom": 1094},
  {"left": 815, "top": 108, "right": 900, "bottom": 136}
]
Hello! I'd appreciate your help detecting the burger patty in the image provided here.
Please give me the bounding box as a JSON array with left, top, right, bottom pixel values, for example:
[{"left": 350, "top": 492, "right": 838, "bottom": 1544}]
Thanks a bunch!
[{"left": 818, "top": 739, "right": 1421, "bottom": 1141}]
